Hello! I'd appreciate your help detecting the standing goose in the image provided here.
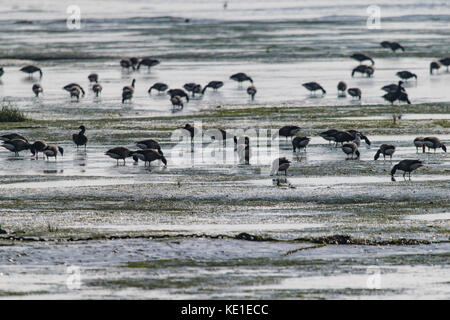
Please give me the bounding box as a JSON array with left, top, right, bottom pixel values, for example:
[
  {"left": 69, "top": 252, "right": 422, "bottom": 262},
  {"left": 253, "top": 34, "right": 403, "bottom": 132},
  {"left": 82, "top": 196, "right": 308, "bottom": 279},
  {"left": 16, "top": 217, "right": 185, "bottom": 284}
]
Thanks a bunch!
[
  {"left": 414, "top": 137, "right": 425, "bottom": 153},
  {"left": 88, "top": 73, "right": 98, "bottom": 83},
  {"left": 391, "top": 159, "right": 423, "bottom": 180},
  {"left": 279, "top": 125, "right": 301, "bottom": 140},
  {"left": 381, "top": 41, "right": 405, "bottom": 52},
  {"left": 292, "top": 136, "right": 310, "bottom": 152},
  {"left": 439, "top": 58, "right": 450, "bottom": 71},
  {"left": 230, "top": 72, "right": 253, "bottom": 84},
  {"left": 374, "top": 144, "right": 396, "bottom": 160},
  {"left": 350, "top": 53, "right": 374, "bottom": 65},
  {"left": 131, "top": 149, "right": 167, "bottom": 167},
  {"left": 120, "top": 59, "right": 135, "bottom": 71},
  {"left": 105, "top": 147, "right": 133, "bottom": 165},
  {"left": 122, "top": 79, "right": 135, "bottom": 103},
  {"left": 20, "top": 65, "right": 42, "bottom": 78},
  {"left": 136, "top": 139, "right": 163, "bottom": 155},
  {"left": 270, "top": 157, "right": 291, "bottom": 176},
  {"left": 381, "top": 83, "right": 406, "bottom": 93},
  {"left": 430, "top": 61, "right": 441, "bottom": 75},
  {"left": 302, "top": 82, "right": 326, "bottom": 95},
  {"left": 396, "top": 71, "right": 417, "bottom": 81},
  {"left": 32, "top": 83, "right": 43, "bottom": 97},
  {"left": 1, "top": 139, "right": 30, "bottom": 156},
  {"left": 63, "top": 83, "right": 85, "bottom": 96},
  {"left": 337, "top": 81, "right": 347, "bottom": 96},
  {"left": 137, "top": 58, "right": 160, "bottom": 70},
  {"left": 247, "top": 85, "right": 257, "bottom": 100},
  {"left": 72, "top": 125, "right": 88, "bottom": 149},
  {"left": 202, "top": 81, "right": 224, "bottom": 94},
  {"left": 423, "top": 137, "right": 447, "bottom": 153},
  {"left": 170, "top": 95, "right": 184, "bottom": 109},
  {"left": 382, "top": 81, "right": 404, "bottom": 105},
  {"left": 30, "top": 140, "right": 47, "bottom": 159},
  {"left": 351, "top": 65, "right": 374, "bottom": 77},
  {"left": 319, "top": 129, "right": 339, "bottom": 145},
  {"left": 167, "top": 89, "right": 189, "bottom": 102},
  {"left": 1, "top": 133, "right": 28, "bottom": 143},
  {"left": 148, "top": 83, "right": 168, "bottom": 94},
  {"left": 347, "top": 88, "right": 361, "bottom": 100},
  {"left": 69, "top": 86, "right": 81, "bottom": 101},
  {"left": 342, "top": 141, "right": 360, "bottom": 160},
  {"left": 43, "top": 145, "right": 64, "bottom": 161},
  {"left": 92, "top": 81, "right": 102, "bottom": 97}
]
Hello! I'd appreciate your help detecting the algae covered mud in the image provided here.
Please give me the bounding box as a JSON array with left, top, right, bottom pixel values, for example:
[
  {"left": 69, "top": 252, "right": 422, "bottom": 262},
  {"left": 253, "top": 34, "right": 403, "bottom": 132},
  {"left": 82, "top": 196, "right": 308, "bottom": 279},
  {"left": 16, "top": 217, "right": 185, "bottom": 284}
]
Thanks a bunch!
[{"left": 0, "top": 0, "right": 449, "bottom": 299}]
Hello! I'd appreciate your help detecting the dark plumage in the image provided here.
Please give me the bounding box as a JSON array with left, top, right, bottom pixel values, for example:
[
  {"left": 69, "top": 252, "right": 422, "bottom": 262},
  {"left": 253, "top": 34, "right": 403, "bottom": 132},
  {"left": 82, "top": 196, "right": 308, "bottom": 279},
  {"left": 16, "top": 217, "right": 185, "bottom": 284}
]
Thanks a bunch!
[
  {"left": 32, "top": 83, "right": 43, "bottom": 97},
  {"left": 391, "top": 159, "right": 423, "bottom": 180},
  {"left": 137, "top": 58, "right": 160, "bottom": 70},
  {"left": 202, "top": 81, "right": 224, "bottom": 94},
  {"left": 0, "top": 133, "right": 28, "bottom": 143},
  {"left": 374, "top": 144, "right": 396, "bottom": 160},
  {"left": 414, "top": 137, "right": 425, "bottom": 153},
  {"left": 92, "top": 82, "right": 102, "bottom": 97},
  {"left": 350, "top": 53, "right": 374, "bottom": 65},
  {"left": 122, "top": 79, "right": 135, "bottom": 103},
  {"left": 382, "top": 81, "right": 404, "bottom": 105},
  {"left": 43, "top": 145, "right": 64, "bottom": 161},
  {"left": 136, "top": 139, "right": 163, "bottom": 155},
  {"left": 347, "top": 88, "right": 361, "bottom": 100},
  {"left": 352, "top": 65, "right": 374, "bottom": 77},
  {"left": 167, "top": 89, "right": 189, "bottom": 102},
  {"left": 302, "top": 82, "right": 326, "bottom": 95},
  {"left": 149, "top": 83, "right": 168, "bottom": 94},
  {"left": 70, "top": 87, "right": 81, "bottom": 101},
  {"left": 230, "top": 73, "right": 253, "bottom": 84},
  {"left": 319, "top": 129, "right": 339, "bottom": 144},
  {"left": 88, "top": 73, "right": 98, "bottom": 82},
  {"left": 105, "top": 147, "right": 133, "bottom": 165},
  {"left": 430, "top": 61, "right": 441, "bottom": 75},
  {"left": 342, "top": 142, "right": 360, "bottom": 159},
  {"left": 30, "top": 140, "right": 47, "bottom": 159},
  {"left": 0, "top": 67, "right": 3, "bottom": 78},
  {"left": 292, "top": 136, "right": 310, "bottom": 152},
  {"left": 120, "top": 59, "right": 135, "bottom": 70},
  {"left": 247, "top": 85, "right": 257, "bottom": 100},
  {"left": 270, "top": 157, "right": 291, "bottom": 176},
  {"left": 337, "top": 81, "right": 347, "bottom": 96},
  {"left": 396, "top": 71, "right": 417, "bottom": 81},
  {"left": 439, "top": 57, "right": 450, "bottom": 71},
  {"left": 381, "top": 83, "right": 406, "bottom": 93},
  {"left": 279, "top": 126, "right": 300, "bottom": 140},
  {"left": 72, "top": 125, "right": 87, "bottom": 149},
  {"left": 381, "top": 41, "right": 405, "bottom": 52},
  {"left": 131, "top": 149, "right": 167, "bottom": 166},
  {"left": 423, "top": 137, "right": 447, "bottom": 153},
  {"left": 64, "top": 83, "right": 85, "bottom": 96},
  {"left": 170, "top": 95, "right": 184, "bottom": 109},
  {"left": 1, "top": 139, "right": 30, "bottom": 156},
  {"left": 20, "top": 65, "right": 42, "bottom": 78},
  {"left": 184, "top": 83, "right": 202, "bottom": 97}
]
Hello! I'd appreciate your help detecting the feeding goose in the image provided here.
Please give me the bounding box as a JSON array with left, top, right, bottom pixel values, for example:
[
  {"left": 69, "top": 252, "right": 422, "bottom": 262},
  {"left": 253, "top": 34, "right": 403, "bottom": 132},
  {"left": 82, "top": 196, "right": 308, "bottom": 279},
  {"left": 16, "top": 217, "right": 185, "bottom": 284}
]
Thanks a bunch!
[
  {"left": 374, "top": 144, "right": 396, "bottom": 160},
  {"left": 270, "top": 157, "right": 291, "bottom": 176},
  {"left": 2, "top": 139, "right": 30, "bottom": 156},
  {"left": 351, "top": 65, "right": 374, "bottom": 77},
  {"left": 202, "top": 81, "right": 224, "bottom": 94},
  {"left": 247, "top": 85, "right": 257, "bottom": 100},
  {"left": 20, "top": 65, "right": 42, "bottom": 78},
  {"left": 32, "top": 83, "right": 43, "bottom": 97},
  {"left": 131, "top": 149, "right": 167, "bottom": 167},
  {"left": 149, "top": 83, "right": 168, "bottom": 94},
  {"left": 105, "top": 147, "right": 134, "bottom": 165},
  {"left": 391, "top": 159, "right": 423, "bottom": 180},
  {"left": 423, "top": 137, "right": 447, "bottom": 153},
  {"left": 43, "top": 145, "right": 64, "bottom": 161},
  {"left": 302, "top": 82, "right": 326, "bottom": 95},
  {"left": 279, "top": 126, "right": 300, "bottom": 140},
  {"left": 30, "top": 140, "right": 47, "bottom": 159},
  {"left": 350, "top": 53, "right": 374, "bottom": 65},
  {"left": 167, "top": 89, "right": 189, "bottom": 102},
  {"left": 292, "top": 136, "right": 310, "bottom": 152},
  {"left": 230, "top": 72, "right": 253, "bottom": 84}
]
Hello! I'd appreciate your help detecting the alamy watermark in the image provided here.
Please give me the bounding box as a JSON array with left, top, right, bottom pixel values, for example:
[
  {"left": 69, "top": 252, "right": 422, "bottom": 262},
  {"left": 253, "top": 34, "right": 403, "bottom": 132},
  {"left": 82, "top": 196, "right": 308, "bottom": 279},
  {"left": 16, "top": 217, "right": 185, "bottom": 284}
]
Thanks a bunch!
[
  {"left": 66, "top": 5, "right": 81, "bottom": 30},
  {"left": 366, "top": 5, "right": 381, "bottom": 29}
]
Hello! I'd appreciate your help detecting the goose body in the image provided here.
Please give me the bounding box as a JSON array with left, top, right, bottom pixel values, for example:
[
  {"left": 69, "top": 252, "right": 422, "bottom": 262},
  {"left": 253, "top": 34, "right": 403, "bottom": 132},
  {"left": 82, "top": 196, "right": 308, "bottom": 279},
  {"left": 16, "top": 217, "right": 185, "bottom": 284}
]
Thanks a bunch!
[
  {"left": 319, "top": 129, "right": 339, "bottom": 144},
  {"left": 137, "top": 58, "right": 160, "bottom": 70},
  {"left": 342, "top": 142, "right": 360, "bottom": 159},
  {"left": 63, "top": 83, "right": 85, "bottom": 96},
  {"left": 88, "top": 73, "right": 98, "bottom": 82},
  {"left": 270, "top": 157, "right": 291, "bottom": 176},
  {"left": 247, "top": 85, "right": 257, "bottom": 100},
  {"left": 32, "top": 83, "right": 43, "bottom": 97},
  {"left": 167, "top": 89, "right": 189, "bottom": 102},
  {"left": 352, "top": 65, "right": 374, "bottom": 77},
  {"left": 423, "top": 137, "right": 447, "bottom": 153},
  {"left": 430, "top": 61, "right": 440, "bottom": 75},
  {"left": 43, "top": 145, "right": 64, "bottom": 160},
  {"left": 382, "top": 81, "right": 404, "bottom": 105},
  {"left": 414, "top": 137, "right": 425, "bottom": 152},
  {"left": 149, "top": 83, "right": 168, "bottom": 94},
  {"left": 347, "top": 88, "right": 361, "bottom": 100},
  {"left": 391, "top": 159, "right": 423, "bottom": 180},
  {"left": 337, "top": 81, "right": 347, "bottom": 96},
  {"left": 120, "top": 59, "right": 135, "bottom": 70},
  {"left": 396, "top": 71, "right": 417, "bottom": 81},
  {"left": 279, "top": 125, "right": 300, "bottom": 140},
  {"left": 170, "top": 95, "right": 184, "bottom": 109},
  {"left": 131, "top": 149, "right": 167, "bottom": 166},
  {"left": 439, "top": 57, "right": 450, "bottom": 71},
  {"left": 136, "top": 139, "right": 163, "bottom": 155},
  {"left": 20, "top": 65, "right": 42, "bottom": 77},
  {"left": 292, "top": 136, "right": 310, "bottom": 152},
  {"left": 202, "top": 81, "right": 224, "bottom": 94},
  {"left": 2, "top": 139, "right": 30, "bottom": 156},
  {"left": 122, "top": 79, "right": 135, "bottom": 103},
  {"left": 70, "top": 87, "right": 81, "bottom": 101},
  {"left": 0, "top": 133, "right": 28, "bottom": 143},
  {"left": 350, "top": 53, "right": 374, "bottom": 65},
  {"left": 230, "top": 72, "right": 253, "bottom": 84},
  {"left": 30, "top": 140, "right": 47, "bottom": 158},
  {"left": 72, "top": 125, "right": 87, "bottom": 149},
  {"left": 183, "top": 83, "right": 202, "bottom": 97},
  {"left": 105, "top": 147, "right": 133, "bottom": 165},
  {"left": 381, "top": 41, "right": 404, "bottom": 52},
  {"left": 374, "top": 144, "right": 396, "bottom": 160},
  {"left": 92, "top": 82, "right": 102, "bottom": 97},
  {"left": 302, "top": 82, "right": 326, "bottom": 95},
  {"left": 381, "top": 83, "right": 406, "bottom": 93}
]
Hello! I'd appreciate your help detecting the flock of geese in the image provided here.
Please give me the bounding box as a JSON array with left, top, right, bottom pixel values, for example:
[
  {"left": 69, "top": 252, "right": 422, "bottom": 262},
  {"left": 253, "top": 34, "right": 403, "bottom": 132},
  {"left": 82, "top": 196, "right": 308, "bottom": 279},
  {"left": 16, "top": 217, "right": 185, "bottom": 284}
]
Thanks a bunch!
[{"left": 0, "top": 40, "right": 448, "bottom": 181}]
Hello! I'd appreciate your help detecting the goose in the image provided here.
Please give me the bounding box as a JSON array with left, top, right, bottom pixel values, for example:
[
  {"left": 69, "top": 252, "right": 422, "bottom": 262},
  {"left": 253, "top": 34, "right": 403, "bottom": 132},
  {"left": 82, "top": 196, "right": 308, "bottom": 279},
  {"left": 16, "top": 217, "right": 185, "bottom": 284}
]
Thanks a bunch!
[
  {"left": 202, "top": 81, "right": 224, "bottom": 94},
  {"left": 374, "top": 144, "right": 396, "bottom": 160},
  {"left": 350, "top": 53, "right": 374, "bottom": 65},
  {"left": 20, "top": 65, "right": 42, "bottom": 78},
  {"left": 270, "top": 157, "right": 291, "bottom": 176},
  {"left": 0, "top": 133, "right": 28, "bottom": 143},
  {"left": 381, "top": 83, "right": 406, "bottom": 93},
  {"left": 2, "top": 139, "right": 30, "bottom": 156},
  {"left": 30, "top": 140, "right": 47, "bottom": 159},
  {"left": 149, "top": 83, "right": 168, "bottom": 94},
  {"left": 120, "top": 59, "right": 135, "bottom": 70},
  {"left": 292, "top": 136, "right": 310, "bottom": 152},
  {"left": 382, "top": 81, "right": 404, "bottom": 105},
  {"left": 347, "top": 88, "right": 361, "bottom": 100},
  {"left": 279, "top": 125, "right": 300, "bottom": 140},
  {"left": 396, "top": 71, "right": 417, "bottom": 81},
  {"left": 70, "top": 86, "right": 81, "bottom": 101},
  {"left": 72, "top": 125, "right": 87, "bottom": 149},
  {"left": 319, "top": 129, "right": 339, "bottom": 145},
  {"left": 137, "top": 58, "right": 160, "bottom": 70},
  {"left": 342, "top": 141, "right": 360, "bottom": 159},
  {"left": 122, "top": 79, "right": 135, "bottom": 94},
  {"left": 105, "top": 146, "right": 133, "bottom": 165},
  {"left": 136, "top": 139, "right": 163, "bottom": 155},
  {"left": 167, "top": 89, "right": 189, "bottom": 102},
  {"left": 337, "top": 81, "right": 347, "bottom": 96},
  {"left": 129, "top": 57, "right": 140, "bottom": 68},
  {"left": 351, "top": 65, "right": 374, "bottom": 77},
  {"left": 423, "top": 137, "right": 447, "bottom": 153},
  {"left": 439, "top": 57, "right": 450, "bottom": 71},
  {"left": 122, "top": 79, "right": 135, "bottom": 103},
  {"left": 131, "top": 149, "right": 167, "bottom": 167},
  {"left": 63, "top": 83, "right": 85, "bottom": 96},
  {"left": 381, "top": 41, "right": 405, "bottom": 52},
  {"left": 43, "top": 145, "right": 64, "bottom": 161},
  {"left": 183, "top": 83, "right": 202, "bottom": 97},
  {"left": 92, "top": 81, "right": 102, "bottom": 97},
  {"left": 302, "top": 82, "right": 326, "bottom": 95},
  {"left": 170, "top": 95, "right": 184, "bottom": 109},
  {"left": 413, "top": 137, "right": 425, "bottom": 153},
  {"left": 0, "top": 67, "right": 3, "bottom": 77},
  {"left": 230, "top": 72, "right": 253, "bottom": 84},
  {"left": 88, "top": 73, "right": 98, "bottom": 82},
  {"left": 347, "top": 130, "right": 371, "bottom": 146},
  {"left": 247, "top": 85, "right": 257, "bottom": 100},
  {"left": 391, "top": 159, "right": 423, "bottom": 180},
  {"left": 430, "top": 61, "right": 440, "bottom": 75},
  {"left": 32, "top": 83, "right": 43, "bottom": 97},
  {"left": 398, "top": 91, "right": 411, "bottom": 104}
]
